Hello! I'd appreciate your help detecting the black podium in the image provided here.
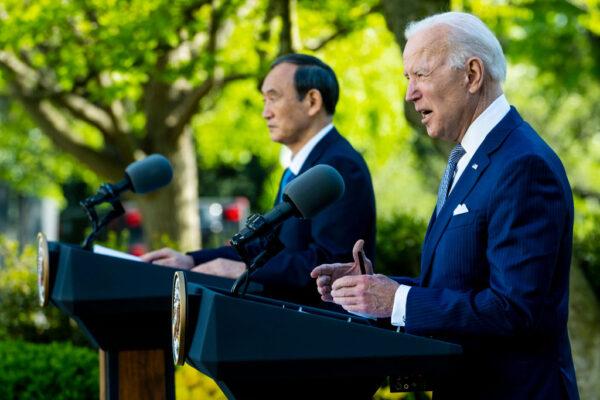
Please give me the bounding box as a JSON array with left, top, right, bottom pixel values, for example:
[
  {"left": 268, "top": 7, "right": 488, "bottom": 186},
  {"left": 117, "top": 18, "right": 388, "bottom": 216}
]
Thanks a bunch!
[
  {"left": 38, "top": 235, "right": 260, "bottom": 400},
  {"left": 172, "top": 272, "right": 462, "bottom": 400}
]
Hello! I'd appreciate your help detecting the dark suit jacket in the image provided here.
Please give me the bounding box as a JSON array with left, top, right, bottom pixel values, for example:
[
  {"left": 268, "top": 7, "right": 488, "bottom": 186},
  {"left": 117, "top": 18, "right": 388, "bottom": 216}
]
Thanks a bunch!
[
  {"left": 190, "top": 128, "right": 376, "bottom": 305},
  {"left": 394, "top": 108, "right": 579, "bottom": 400}
]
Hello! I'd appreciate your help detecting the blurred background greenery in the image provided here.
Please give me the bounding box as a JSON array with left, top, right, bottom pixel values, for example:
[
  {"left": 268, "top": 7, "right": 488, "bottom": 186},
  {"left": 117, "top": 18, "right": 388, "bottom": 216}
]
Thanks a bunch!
[{"left": 1, "top": 0, "right": 599, "bottom": 398}]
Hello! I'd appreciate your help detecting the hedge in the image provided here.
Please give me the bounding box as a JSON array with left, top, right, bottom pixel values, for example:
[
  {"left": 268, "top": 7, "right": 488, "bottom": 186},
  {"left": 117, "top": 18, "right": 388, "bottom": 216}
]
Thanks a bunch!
[{"left": 0, "top": 340, "right": 98, "bottom": 400}]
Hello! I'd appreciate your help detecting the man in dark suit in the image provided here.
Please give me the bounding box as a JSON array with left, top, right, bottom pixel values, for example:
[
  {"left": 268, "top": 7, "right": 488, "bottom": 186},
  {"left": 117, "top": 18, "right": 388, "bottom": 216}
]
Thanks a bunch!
[
  {"left": 142, "top": 54, "right": 376, "bottom": 306},
  {"left": 312, "top": 12, "right": 579, "bottom": 399}
]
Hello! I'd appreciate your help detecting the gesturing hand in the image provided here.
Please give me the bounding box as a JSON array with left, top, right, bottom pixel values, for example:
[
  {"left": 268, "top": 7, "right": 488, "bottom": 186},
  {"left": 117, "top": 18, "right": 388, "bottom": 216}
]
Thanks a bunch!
[{"left": 310, "top": 239, "right": 373, "bottom": 302}]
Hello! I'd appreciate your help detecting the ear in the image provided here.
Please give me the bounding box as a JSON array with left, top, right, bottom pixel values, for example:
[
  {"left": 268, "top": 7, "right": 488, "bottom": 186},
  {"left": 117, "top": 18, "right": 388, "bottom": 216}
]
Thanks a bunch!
[
  {"left": 305, "top": 89, "right": 324, "bottom": 117},
  {"left": 465, "top": 57, "right": 485, "bottom": 94}
]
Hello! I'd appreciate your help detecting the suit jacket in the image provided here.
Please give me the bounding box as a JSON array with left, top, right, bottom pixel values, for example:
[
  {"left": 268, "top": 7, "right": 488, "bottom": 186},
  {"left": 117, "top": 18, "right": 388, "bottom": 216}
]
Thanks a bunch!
[
  {"left": 190, "top": 128, "right": 376, "bottom": 305},
  {"left": 394, "top": 108, "right": 578, "bottom": 400}
]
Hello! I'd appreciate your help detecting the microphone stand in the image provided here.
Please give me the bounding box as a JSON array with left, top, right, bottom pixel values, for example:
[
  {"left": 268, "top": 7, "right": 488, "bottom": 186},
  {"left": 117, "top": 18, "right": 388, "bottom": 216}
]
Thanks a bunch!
[
  {"left": 80, "top": 183, "right": 126, "bottom": 251},
  {"left": 230, "top": 231, "right": 284, "bottom": 297}
]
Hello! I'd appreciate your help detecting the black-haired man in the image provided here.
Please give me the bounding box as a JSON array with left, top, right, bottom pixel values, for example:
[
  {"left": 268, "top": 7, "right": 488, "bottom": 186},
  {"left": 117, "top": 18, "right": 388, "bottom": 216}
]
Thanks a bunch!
[{"left": 143, "top": 54, "right": 376, "bottom": 306}]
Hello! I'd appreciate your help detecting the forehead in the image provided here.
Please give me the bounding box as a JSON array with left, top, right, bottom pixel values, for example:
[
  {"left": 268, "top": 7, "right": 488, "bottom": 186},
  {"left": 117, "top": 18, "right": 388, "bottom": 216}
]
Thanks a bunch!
[
  {"left": 261, "top": 62, "right": 297, "bottom": 94},
  {"left": 402, "top": 26, "right": 449, "bottom": 69}
]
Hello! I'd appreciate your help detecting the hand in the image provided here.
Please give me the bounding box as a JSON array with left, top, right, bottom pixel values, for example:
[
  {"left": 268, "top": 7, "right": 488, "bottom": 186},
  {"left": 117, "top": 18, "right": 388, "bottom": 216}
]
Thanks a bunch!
[
  {"left": 139, "top": 248, "right": 194, "bottom": 269},
  {"left": 330, "top": 274, "right": 399, "bottom": 318},
  {"left": 191, "top": 258, "right": 246, "bottom": 279},
  {"left": 310, "top": 239, "right": 373, "bottom": 302}
]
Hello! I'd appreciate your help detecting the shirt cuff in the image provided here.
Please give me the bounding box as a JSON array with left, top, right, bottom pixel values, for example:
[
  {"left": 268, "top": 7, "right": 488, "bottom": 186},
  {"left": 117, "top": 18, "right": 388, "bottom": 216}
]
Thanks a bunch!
[{"left": 391, "top": 285, "right": 411, "bottom": 327}]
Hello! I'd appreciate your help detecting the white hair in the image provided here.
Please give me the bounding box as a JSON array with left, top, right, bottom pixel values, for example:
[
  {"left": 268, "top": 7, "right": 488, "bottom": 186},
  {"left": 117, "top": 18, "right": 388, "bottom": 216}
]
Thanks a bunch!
[{"left": 405, "top": 12, "right": 506, "bottom": 83}]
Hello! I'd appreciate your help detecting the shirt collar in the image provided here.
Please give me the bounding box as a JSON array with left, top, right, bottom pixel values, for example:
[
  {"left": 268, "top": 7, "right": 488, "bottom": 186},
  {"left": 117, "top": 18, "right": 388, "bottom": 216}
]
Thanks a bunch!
[
  {"left": 460, "top": 94, "right": 510, "bottom": 157},
  {"left": 287, "top": 123, "right": 334, "bottom": 175}
]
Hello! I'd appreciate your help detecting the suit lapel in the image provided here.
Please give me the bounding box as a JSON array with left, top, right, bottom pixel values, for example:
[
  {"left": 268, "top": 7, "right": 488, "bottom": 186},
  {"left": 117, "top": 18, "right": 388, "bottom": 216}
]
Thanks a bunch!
[
  {"left": 420, "top": 107, "right": 523, "bottom": 284},
  {"left": 273, "top": 127, "right": 339, "bottom": 206},
  {"left": 298, "top": 127, "right": 340, "bottom": 174}
]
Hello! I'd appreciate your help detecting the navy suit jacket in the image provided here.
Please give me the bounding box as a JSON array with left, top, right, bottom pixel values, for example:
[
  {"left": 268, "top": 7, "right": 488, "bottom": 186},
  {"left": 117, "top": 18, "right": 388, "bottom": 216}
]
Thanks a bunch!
[
  {"left": 190, "top": 128, "right": 376, "bottom": 305},
  {"left": 394, "top": 108, "right": 578, "bottom": 399}
]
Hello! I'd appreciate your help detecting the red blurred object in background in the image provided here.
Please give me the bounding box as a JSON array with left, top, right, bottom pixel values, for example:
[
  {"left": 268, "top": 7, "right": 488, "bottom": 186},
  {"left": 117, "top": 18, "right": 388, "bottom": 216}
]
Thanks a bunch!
[
  {"left": 125, "top": 209, "right": 143, "bottom": 228},
  {"left": 223, "top": 205, "right": 240, "bottom": 222},
  {"left": 223, "top": 197, "right": 250, "bottom": 222},
  {"left": 129, "top": 243, "right": 147, "bottom": 257}
]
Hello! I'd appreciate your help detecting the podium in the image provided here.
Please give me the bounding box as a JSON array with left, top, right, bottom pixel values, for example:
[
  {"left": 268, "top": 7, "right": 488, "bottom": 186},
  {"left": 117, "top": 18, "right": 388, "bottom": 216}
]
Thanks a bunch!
[
  {"left": 172, "top": 272, "right": 463, "bottom": 400},
  {"left": 37, "top": 235, "right": 260, "bottom": 400}
]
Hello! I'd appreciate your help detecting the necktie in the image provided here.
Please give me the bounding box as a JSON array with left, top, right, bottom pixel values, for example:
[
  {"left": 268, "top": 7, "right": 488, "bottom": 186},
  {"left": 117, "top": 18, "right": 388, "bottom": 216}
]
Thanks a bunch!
[
  {"left": 436, "top": 144, "right": 466, "bottom": 216},
  {"left": 277, "top": 168, "right": 296, "bottom": 204}
]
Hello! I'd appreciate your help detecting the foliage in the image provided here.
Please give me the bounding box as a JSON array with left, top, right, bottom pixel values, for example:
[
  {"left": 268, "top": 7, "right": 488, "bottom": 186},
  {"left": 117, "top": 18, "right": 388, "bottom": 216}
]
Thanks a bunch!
[
  {"left": 0, "top": 340, "right": 98, "bottom": 400},
  {"left": 0, "top": 100, "right": 93, "bottom": 206},
  {"left": 0, "top": 235, "right": 88, "bottom": 345},
  {"left": 376, "top": 214, "right": 428, "bottom": 278},
  {"left": 574, "top": 207, "right": 600, "bottom": 296},
  {"left": 175, "top": 365, "right": 227, "bottom": 400}
]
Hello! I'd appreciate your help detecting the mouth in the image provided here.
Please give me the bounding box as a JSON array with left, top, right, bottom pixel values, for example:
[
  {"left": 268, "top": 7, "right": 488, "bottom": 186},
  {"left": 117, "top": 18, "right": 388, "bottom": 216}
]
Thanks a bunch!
[{"left": 416, "top": 109, "right": 432, "bottom": 124}]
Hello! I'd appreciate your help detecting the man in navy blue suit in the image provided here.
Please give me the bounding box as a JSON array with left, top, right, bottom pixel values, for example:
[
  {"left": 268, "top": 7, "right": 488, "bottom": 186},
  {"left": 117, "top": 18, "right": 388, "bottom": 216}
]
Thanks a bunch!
[
  {"left": 142, "top": 54, "right": 376, "bottom": 306},
  {"left": 312, "top": 12, "right": 579, "bottom": 399}
]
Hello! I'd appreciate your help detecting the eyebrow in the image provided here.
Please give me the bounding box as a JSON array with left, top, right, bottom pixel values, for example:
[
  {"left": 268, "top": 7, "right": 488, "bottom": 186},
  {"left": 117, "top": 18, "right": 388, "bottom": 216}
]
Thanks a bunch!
[{"left": 262, "top": 88, "right": 280, "bottom": 96}]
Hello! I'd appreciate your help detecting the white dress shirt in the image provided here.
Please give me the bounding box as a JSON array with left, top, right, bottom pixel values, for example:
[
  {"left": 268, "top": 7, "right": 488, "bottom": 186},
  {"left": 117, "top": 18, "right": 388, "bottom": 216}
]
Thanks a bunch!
[
  {"left": 283, "top": 123, "right": 334, "bottom": 174},
  {"left": 390, "top": 95, "right": 511, "bottom": 327}
]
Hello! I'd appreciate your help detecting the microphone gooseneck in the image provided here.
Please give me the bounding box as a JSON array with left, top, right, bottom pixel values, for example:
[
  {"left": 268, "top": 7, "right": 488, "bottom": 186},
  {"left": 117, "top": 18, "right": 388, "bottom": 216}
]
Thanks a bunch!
[
  {"left": 230, "top": 164, "right": 345, "bottom": 296},
  {"left": 80, "top": 154, "right": 173, "bottom": 250}
]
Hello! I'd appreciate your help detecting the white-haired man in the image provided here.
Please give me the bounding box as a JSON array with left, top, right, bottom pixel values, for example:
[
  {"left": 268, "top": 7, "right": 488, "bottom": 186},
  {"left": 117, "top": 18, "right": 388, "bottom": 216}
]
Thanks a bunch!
[{"left": 312, "top": 12, "right": 579, "bottom": 399}]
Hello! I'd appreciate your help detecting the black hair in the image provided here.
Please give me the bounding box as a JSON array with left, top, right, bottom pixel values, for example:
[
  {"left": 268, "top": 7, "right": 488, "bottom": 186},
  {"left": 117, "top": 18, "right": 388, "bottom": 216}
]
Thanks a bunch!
[{"left": 270, "top": 53, "right": 339, "bottom": 115}]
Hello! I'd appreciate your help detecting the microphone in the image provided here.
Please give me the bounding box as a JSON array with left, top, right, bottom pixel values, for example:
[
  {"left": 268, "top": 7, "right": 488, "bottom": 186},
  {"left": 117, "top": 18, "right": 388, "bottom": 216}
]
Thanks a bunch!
[
  {"left": 80, "top": 154, "right": 173, "bottom": 250},
  {"left": 231, "top": 164, "right": 345, "bottom": 248},
  {"left": 82, "top": 154, "right": 173, "bottom": 207}
]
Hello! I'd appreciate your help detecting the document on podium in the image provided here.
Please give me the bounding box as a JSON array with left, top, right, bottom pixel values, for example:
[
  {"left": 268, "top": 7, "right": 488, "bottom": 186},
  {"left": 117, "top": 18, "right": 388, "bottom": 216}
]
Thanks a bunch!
[{"left": 93, "top": 245, "right": 142, "bottom": 262}]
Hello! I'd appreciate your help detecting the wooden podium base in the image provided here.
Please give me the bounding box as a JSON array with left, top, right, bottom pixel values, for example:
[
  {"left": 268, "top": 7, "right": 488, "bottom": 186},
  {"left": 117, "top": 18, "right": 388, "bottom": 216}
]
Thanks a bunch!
[{"left": 99, "top": 349, "right": 175, "bottom": 400}]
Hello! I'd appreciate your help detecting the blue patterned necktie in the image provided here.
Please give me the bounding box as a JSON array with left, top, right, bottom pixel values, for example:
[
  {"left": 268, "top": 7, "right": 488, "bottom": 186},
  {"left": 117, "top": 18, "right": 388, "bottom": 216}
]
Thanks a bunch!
[
  {"left": 277, "top": 168, "right": 296, "bottom": 204},
  {"left": 436, "top": 144, "right": 466, "bottom": 216}
]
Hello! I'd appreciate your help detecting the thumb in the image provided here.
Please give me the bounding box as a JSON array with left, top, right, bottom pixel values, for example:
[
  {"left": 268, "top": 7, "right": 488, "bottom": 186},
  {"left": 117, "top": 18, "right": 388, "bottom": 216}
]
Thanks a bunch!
[{"left": 351, "top": 239, "right": 365, "bottom": 265}]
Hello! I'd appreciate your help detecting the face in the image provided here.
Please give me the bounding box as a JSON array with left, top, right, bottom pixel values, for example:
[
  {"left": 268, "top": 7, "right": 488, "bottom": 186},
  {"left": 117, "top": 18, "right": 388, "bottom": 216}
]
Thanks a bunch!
[
  {"left": 403, "top": 26, "right": 477, "bottom": 142},
  {"left": 261, "top": 63, "right": 313, "bottom": 151}
]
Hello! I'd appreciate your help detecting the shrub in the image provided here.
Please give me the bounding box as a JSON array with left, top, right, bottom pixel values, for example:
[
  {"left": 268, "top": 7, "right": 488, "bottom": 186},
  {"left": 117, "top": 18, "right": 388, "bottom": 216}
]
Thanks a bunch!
[
  {"left": 0, "top": 236, "right": 88, "bottom": 345},
  {"left": 375, "top": 214, "right": 427, "bottom": 278},
  {"left": 0, "top": 340, "right": 98, "bottom": 400},
  {"left": 573, "top": 211, "right": 600, "bottom": 297}
]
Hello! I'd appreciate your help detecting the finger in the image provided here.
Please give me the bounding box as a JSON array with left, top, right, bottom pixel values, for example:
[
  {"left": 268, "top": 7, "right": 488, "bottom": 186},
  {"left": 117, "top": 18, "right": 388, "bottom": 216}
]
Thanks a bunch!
[
  {"left": 332, "top": 294, "right": 361, "bottom": 306},
  {"left": 331, "top": 275, "right": 361, "bottom": 291},
  {"left": 351, "top": 239, "right": 365, "bottom": 265},
  {"left": 140, "top": 248, "right": 171, "bottom": 262},
  {"left": 310, "top": 264, "right": 336, "bottom": 278},
  {"left": 320, "top": 294, "right": 334, "bottom": 302},
  {"left": 316, "top": 275, "right": 331, "bottom": 286},
  {"left": 152, "top": 258, "right": 179, "bottom": 268},
  {"left": 317, "top": 286, "right": 332, "bottom": 298},
  {"left": 331, "top": 285, "right": 360, "bottom": 299}
]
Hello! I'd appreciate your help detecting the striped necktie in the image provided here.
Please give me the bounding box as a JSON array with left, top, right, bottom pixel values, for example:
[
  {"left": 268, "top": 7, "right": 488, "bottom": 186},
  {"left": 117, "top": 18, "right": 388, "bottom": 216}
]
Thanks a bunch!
[{"left": 436, "top": 144, "right": 466, "bottom": 216}]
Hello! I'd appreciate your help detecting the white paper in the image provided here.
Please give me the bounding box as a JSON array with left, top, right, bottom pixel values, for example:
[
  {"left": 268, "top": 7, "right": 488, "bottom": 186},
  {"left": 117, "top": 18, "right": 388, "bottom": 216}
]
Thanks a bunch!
[{"left": 93, "top": 244, "right": 142, "bottom": 262}]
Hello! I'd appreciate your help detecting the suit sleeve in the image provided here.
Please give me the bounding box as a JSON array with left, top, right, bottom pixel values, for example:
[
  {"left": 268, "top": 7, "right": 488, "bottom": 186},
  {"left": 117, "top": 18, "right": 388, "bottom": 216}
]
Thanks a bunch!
[
  {"left": 391, "top": 276, "right": 420, "bottom": 286},
  {"left": 187, "top": 246, "right": 240, "bottom": 265},
  {"left": 405, "top": 155, "right": 571, "bottom": 338},
  {"left": 251, "top": 155, "right": 376, "bottom": 299}
]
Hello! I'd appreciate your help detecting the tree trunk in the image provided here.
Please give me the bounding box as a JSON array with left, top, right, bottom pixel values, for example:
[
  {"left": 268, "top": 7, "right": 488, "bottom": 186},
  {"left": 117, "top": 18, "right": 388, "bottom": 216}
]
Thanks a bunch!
[
  {"left": 137, "top": 127, "right": 201, "bottom": 252},
  {"left": 568, "top": 263, "right": 600, "bottom": 399}
]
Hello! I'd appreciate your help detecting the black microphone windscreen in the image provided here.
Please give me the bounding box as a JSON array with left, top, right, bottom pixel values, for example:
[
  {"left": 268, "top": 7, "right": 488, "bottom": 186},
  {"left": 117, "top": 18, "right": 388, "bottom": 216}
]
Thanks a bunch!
[
  {"left": 125, "top": 154, "right": 173, "bottom": 194},
  {"left": 283, "top": 164, "right": 345, "bottom": 218}
]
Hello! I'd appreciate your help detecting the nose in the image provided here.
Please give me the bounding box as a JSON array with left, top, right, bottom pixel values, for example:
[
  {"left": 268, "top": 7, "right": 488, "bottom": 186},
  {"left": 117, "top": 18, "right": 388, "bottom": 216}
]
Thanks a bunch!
[
  {"left": 262, "top": 103, "right": 273, "bottom": 120},
  {"left": 405, "top": 80, "right": 420, "bottom": 102}
]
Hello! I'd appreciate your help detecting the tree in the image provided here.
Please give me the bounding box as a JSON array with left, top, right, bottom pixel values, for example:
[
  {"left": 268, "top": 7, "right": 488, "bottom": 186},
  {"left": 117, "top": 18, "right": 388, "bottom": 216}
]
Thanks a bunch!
[
  {"left": 0, "top": 0, "right": 261, "bottom": 250},
  {"left": 0, "top": 0, "right": 386, "bottom": 250}
]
